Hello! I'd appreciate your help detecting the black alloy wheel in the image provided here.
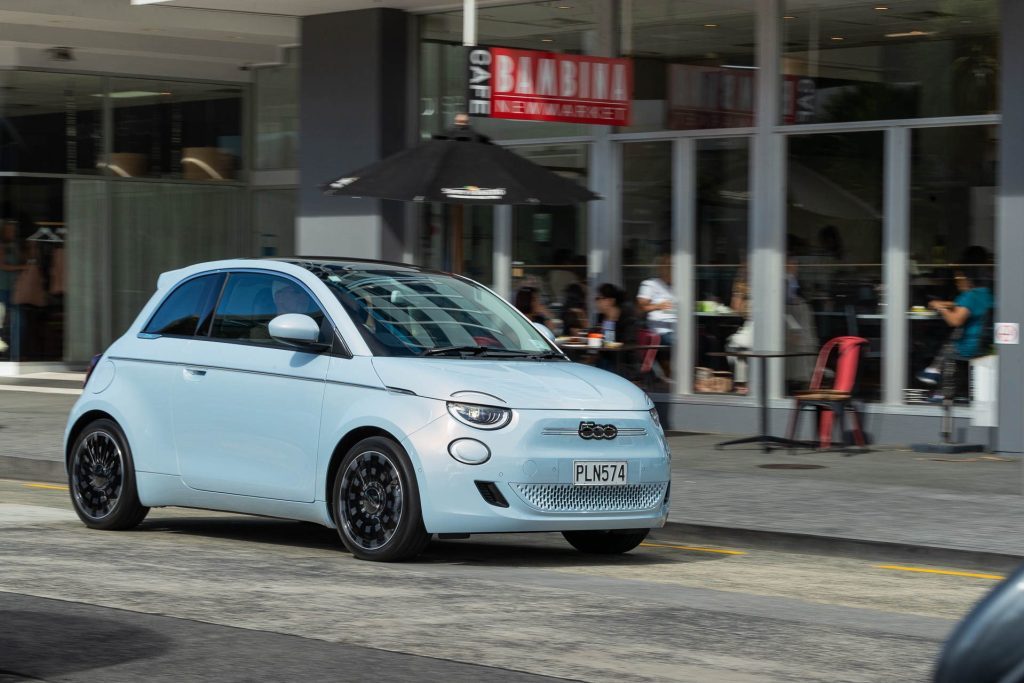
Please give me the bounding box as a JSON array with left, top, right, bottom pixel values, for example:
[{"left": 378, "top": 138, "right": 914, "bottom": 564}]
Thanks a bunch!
[
  {"left": 68, "top": 418, "right": 149, "bottom": 530},
  {"left": 332, "top": 436, "right": 430, "bottom": 562},
  {"left": 562, "top": 529, "right": 650, "bottom": 555}
]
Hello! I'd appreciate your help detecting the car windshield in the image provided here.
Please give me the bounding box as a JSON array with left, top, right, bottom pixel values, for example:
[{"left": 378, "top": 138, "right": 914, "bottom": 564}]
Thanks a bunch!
[{"left": 292, "top": 261, "right": 560, "bottom": 358}]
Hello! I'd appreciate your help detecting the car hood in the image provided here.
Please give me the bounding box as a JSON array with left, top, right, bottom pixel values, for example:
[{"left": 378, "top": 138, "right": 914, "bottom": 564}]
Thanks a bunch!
[{"left": 371, "top": 358, "right": 650, "bottom": 410}]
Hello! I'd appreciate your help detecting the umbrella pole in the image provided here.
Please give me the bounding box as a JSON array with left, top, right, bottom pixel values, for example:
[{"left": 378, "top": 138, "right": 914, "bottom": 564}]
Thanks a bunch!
[{"left": 451, "top": 204, "right": 465, "bottom": 274}]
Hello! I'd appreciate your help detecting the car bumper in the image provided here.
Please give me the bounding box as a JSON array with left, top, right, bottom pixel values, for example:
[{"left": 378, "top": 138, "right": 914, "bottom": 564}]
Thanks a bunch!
[{"left": 403, "top": 408, "right": 672, "bottom": 534}]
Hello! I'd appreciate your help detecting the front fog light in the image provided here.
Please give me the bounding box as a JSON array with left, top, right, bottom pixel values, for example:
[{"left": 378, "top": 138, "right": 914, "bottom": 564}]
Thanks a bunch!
[{"left": 447, "top": 402, "right": 512, "bottom": 430}]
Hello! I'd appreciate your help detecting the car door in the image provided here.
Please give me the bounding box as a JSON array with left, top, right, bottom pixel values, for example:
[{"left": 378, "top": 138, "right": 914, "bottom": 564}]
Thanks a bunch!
[
  {"left": 121, "top": 272, "right": 225, "bottom": 475},
  {"left": 173, "top": 270, "right": 330, "bottom": 502}
]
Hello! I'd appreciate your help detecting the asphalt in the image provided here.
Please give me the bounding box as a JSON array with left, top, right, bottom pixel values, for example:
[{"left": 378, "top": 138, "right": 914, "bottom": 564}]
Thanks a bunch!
[{"left": 1, "top": 378, "right": 1021, "bottom": 565}]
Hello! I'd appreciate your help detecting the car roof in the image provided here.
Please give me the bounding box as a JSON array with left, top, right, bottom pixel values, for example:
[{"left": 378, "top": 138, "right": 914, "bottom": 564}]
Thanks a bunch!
[{"left": 268, "top": 257, "right": 455, "bottom": 278}]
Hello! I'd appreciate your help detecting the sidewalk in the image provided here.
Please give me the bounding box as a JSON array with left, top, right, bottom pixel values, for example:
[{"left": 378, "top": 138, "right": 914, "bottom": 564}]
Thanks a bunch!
[
  {"left": 1, "top": 380, "right": 1021, "bottom": 563},
  {"left": 666, "top": 432, "right": 1024, "bottom": 561}
]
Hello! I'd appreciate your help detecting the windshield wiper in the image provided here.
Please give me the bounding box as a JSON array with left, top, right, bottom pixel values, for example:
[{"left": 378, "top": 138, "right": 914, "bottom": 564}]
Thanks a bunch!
[
  {"left": 422, "top": 345, "right": 495, "bottom": 356},
  {"left": 422, "top": 346, "right": 559, "bottom": 358}
]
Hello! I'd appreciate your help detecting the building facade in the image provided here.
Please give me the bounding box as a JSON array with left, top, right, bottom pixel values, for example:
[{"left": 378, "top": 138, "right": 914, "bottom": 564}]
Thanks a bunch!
[{"left": 1, "top": 0, "right": 1020, "bottom": 450}]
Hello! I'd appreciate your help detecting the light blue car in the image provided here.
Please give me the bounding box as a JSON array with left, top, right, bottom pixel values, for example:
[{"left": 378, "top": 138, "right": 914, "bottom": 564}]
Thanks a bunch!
[{"left": 65, "top": 259, "right": 671, "bottom": 561}]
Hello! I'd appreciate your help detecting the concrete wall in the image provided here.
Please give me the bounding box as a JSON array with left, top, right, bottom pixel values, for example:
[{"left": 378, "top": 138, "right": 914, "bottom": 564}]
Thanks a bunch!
[{"left": 298, "top": 8, "right": 413, "bottom": 261}]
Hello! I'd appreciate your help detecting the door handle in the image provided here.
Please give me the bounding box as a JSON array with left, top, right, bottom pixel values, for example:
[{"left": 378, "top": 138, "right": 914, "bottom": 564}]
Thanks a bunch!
[{"left": 183, "top": 367, "right": 207, "bottom": 379}]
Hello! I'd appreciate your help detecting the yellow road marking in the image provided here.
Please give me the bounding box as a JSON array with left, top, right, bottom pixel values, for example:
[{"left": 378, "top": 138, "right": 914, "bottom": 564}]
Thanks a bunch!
[
  {"left": 641, "top": 542, "right": 746, "bottom": 556},
  {"left": 876, "top": 565, "right": 1004, "bottom": 580},
  {"left": 23, "top": 483, "right": 68, "bottom": 491}
]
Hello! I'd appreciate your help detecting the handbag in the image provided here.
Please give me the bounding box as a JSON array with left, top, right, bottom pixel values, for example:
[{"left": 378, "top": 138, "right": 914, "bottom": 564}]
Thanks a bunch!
[{"left": 13, "top": 263, "right": 46, "bottom": 307}]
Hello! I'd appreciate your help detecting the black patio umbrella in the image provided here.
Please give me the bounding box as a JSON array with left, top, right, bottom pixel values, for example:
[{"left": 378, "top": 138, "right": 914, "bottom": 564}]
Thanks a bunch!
[{"left": 323, "top": 118, "right": 599, "bottom": 206}]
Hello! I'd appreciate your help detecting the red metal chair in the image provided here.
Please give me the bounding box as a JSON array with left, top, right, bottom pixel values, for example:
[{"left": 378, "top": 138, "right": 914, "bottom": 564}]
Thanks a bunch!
[
  {"left": 634, "top": 329, "right": 663, "bottom": 390},
  {"left": 786, "top": 336, "right": 868, "bottom": 449}
]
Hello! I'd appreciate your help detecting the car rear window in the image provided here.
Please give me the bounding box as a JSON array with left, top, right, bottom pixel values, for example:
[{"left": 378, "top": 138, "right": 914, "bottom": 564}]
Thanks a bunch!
[{"left": 143, "top": 274, "right": 224, "bottom": 337}]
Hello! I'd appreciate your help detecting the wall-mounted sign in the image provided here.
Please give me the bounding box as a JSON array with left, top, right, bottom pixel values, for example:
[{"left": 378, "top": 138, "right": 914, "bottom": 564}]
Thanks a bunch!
[
  {"left": 467, "top": 47, "right": 632, "bottom": 126},
  {"left": 995, "top": 322, "right": 1019, "bottom": 345}
]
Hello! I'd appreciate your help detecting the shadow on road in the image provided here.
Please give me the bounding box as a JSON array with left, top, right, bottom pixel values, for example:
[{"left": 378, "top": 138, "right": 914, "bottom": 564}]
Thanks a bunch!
[
  {"left": 0, "top": 608, "right": 169, "bottom": 680},
  {"left": 135, "top": 515, "right": 725, "bottom": 568}
]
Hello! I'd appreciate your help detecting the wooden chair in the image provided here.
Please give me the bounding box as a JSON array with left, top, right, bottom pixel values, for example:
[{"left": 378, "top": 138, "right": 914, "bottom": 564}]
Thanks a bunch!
[{"left": 786, "top": 336, "right": 868, "bottom": 449}]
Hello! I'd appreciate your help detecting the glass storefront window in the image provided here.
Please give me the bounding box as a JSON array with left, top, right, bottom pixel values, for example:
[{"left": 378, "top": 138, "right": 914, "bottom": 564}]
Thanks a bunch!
[
  {"left": 109, "top": 183, "right": 246, "bottom": 337},
  {"left": 108, "top": 77, "right": 243, "bottom": 180},
  {"left": 418, "top": 204, "right": 494, "bottom": 286},
  {"left": 0, "top": 72, "right": 103, "bottom": 175},
  {"left": 254, "top": 48, "right": 299, "bottom": 170},
  {"left": 253, "top": 189, "right": 297, "bottom": 258},
  {"left": 511, "top": 144, "right": 588, "bottom": 336},
  {"left": 694, "top": 138, "right": 750, "bottom": 394},
  {"left": 786, "top": 131, "right": 884, "bottom": 400},
  {"left": 0, "top": 178, "right": 67, "bottom": 361},
  {"left": 782, "top": 1, "right": 999, "bottom": 124},
  {"left": 620, "top": 0, "right": 756, "bottom": 132},
  {"left": 907, "top": 125, "right": 996, "bottom": 404},
  {"left": 621, "top": 141, "right": 673, "bottom": 385},
  {"left": 420, "top": 1, "right": 597, "bottom": 140}
]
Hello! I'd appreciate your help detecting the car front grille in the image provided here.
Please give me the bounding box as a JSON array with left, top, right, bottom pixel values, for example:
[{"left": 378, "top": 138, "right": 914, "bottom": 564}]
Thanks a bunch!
[{"left": 510, "top": 482, "right": 669, "bottom": 513}]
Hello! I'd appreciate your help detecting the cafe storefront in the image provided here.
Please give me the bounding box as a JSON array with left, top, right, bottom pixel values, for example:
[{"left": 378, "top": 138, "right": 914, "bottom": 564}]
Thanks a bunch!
[{"left": 414, "top": 0, "right": 1001, "bottom": 447}]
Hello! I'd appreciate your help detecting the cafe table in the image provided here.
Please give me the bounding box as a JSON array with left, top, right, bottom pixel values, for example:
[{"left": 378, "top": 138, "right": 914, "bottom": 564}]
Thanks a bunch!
[
  {"left": 557, "top": 342, "right": 668, "bottom": 375},
  {"left": 708, "top": 349, "right": 818, "bottom": 453}
]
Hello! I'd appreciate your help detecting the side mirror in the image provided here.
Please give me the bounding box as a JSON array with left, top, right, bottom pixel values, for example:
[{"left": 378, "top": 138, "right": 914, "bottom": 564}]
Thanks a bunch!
[
  {"left": 532, "top": 321, "right": 556, "bottom": 342},
  {"left": 934, "top": 564, "right": 1024, "bottom": 683},
  {"left": 269, "top": 314, "right": 329, "bottom": 351}
]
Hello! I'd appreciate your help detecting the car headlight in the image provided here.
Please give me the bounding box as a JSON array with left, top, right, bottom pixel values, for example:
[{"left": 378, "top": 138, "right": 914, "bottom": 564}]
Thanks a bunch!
[
  {"left": 649, "top": 406, "right": 663, "bottom": 432},
  {"left": 447, "top": 402, "right": 512, "bottom": 430}
]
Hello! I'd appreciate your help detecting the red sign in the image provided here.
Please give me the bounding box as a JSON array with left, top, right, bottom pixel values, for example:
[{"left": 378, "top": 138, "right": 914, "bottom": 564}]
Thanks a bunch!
[{"left": 468, "top": 47, "right": 632, "bottom": 126}]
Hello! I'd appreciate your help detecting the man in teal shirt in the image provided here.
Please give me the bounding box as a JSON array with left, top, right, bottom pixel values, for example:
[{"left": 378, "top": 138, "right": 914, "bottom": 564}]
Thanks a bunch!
[{"left": 917, "top": 251, "right": 994, "bottom": 386}]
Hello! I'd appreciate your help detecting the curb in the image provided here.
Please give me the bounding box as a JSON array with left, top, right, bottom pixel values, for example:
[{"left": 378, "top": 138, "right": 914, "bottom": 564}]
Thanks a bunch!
[
  {"left": 0, "top": 456, "right": 65, "bottom": 485},
  {"left": 659, "top": 522, "right": 1024, "bottom": 573}
]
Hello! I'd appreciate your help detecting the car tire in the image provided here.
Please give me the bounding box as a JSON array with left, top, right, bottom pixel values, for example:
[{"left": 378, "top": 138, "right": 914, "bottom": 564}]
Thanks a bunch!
[
  {"left": 562, "top": 529, "right": 650, "bottom": 555},
  {"left": 68, "top": 418, "right": 149, "bottom": 531},
  {"left": 331, "top": 436, "right": 431, "bottom": 562}
]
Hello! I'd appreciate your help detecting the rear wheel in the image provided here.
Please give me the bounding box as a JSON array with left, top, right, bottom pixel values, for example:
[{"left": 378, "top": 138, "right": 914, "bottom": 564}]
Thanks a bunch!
[
  {"left": 331, "top": 436, "right": 430, "bottom": 562},
  {"left": 562, "top": 529, "right": 650, "bottom": 555},
  {"left": 68, "top": 419, "right": 149, "bottom": 530}
]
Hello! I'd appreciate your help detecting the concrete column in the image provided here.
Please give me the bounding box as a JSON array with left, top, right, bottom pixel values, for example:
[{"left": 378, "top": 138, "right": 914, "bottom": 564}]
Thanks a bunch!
[
  {"left": 750, "top": 0, "right": 786, "bottom": 399},
  {"left": 297, "top": 8, "right": 413, "bottom": 261},
  {"left": 996, "top": 0, "right": 1024, "bottom": 453}
]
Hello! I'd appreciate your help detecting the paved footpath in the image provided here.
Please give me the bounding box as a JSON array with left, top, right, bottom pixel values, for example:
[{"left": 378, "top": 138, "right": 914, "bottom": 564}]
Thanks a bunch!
[{"left": 1, "top": 385, "right": 1021, "bottom": 561}]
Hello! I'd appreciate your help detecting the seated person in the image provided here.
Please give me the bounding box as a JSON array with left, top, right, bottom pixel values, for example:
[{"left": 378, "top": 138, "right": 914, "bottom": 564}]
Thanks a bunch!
[
  {"left": 916, "top": 249, "right": 994, "bottom": 394},
  {"left": 636, "top": 254, "right": 676, "bottom": 346},
  {"left": 595, "top": 283, "right": 637, "bottom": 344}
]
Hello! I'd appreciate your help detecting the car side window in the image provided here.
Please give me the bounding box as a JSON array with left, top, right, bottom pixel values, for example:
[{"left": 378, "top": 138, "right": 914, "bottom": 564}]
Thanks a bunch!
[
  {"left": 209, "top": 272, "right": 328, "bottom": 346},
  {"left": 143, "top": 274, "right": 225, "bottom": 337}
]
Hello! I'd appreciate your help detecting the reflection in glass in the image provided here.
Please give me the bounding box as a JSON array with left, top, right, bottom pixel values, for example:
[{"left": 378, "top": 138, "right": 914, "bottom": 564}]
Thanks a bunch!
[
  {"left": 254, "top": 48, "right": 299, "bottom": 170},
  {"left": 0, "top": 178, "right": 67, "bottom": 361},
  {"left": 511, "top": 145, "right": 588, "bottom": 337},
  {"left": 0, "top": 71, "right": 103, "bottom": 174},
  {"left": 907, "top": 126, "right": 997, "bottom": 404},
  {"left": 786, "top": 131, "right": 884, "bottom": 400},
  {"left": 620, "top": 1, "right": 756, "bottom": 132},
  {"left": 694, "top": 138, "right": 750, "bottom": 395},
  {"left": 782, "top": 1, "right": 999, "bottom": 124},
  {"left": 108, "top": 77, "right": 243, "bottom": 180}
]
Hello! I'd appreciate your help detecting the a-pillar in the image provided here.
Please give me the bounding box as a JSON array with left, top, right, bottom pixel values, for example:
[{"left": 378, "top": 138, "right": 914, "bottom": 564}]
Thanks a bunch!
[{"left": 298, "top": 8, "right": 415, "bottom": 261}]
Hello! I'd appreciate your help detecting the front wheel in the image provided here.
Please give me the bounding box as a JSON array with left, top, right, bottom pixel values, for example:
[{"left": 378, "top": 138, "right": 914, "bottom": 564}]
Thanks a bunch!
[
  {"left": 331, "top": 436, "right": 430, "bottom": 562},
  {"left": 562, "top": 529, "right": 650, "bottom": 555},
  {"left": 68, "top": 418, "right": 149, "bottom": 530}
]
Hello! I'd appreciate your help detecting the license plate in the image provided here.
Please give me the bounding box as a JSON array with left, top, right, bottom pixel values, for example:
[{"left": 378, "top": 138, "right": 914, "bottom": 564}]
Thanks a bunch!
[{"left": 573, "top": 461, "right": 627, "bottom": 486}]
